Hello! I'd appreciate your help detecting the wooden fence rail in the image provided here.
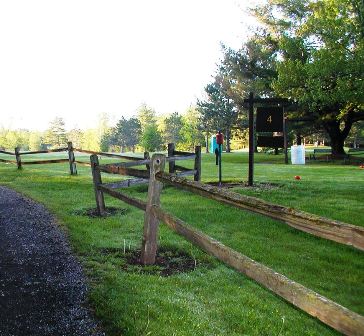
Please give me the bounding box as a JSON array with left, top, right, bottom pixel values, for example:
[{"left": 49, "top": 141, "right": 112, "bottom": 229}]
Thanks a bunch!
[
  {"left": 155, "top": 173, "right": 364, "bottom": 251},
  {"left": 22, "top": 159, "right": 69, "bottom": 165},
  {"left": 88, "top": 146, "right": 199, "bottom": 216},
  {"left": 75, "top": 148, "right": 144, "bottom": 161},
  {"left": 167, "top": 143, "right": 201, "bottom": 181},
  {"left": 90, "top": 153, "right": 364, "bottom": 336},
  {"left": 20, "top": 147, "right": 68, "bottom": 155},
  {"left": 0, "top": 143, "right": 194, "bottom": 178},
  {"left": 0, "top": 158, "right": 17, "bottom": 164},
  {"left": 151, "top": 205, "right": 364, "bottom": 336},
  {"left": 0, "top": 150, "right": 16, "bottom": 155}
]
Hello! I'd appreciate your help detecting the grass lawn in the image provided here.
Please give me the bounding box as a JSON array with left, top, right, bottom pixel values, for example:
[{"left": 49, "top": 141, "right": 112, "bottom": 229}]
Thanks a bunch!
[{"left": 0, "top": 151, "right": 363, "bottom": 335}]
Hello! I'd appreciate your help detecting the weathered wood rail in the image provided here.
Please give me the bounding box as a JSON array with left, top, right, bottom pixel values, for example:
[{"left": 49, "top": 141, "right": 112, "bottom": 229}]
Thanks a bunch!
[
  {"left": 167, "top": 143, "right": 201, "bottom": 181},
  {"left": 89, "top": 146, "right": 199, "bottom": 217},
  {"left": 0, "top": 143, "right": 195, "bottom": 177},
  {"left": 155, "top": 173, "right": 364, "bottom": 251},
  {"left": 75, "top": 148, "right": 144, "bottom": 161},
  {"left": 90, "top": 153, "right": 364, "bottom": 336},
  {"left": 0, "top": 145, "right": 75, "bottom": 172},
  {"left": 151, "top": 205, "right": 364, "bottom": 336}
]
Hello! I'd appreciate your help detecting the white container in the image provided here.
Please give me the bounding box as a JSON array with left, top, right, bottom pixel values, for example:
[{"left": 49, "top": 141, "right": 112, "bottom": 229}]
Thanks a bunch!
[{"left": 291, "top": 145, "right": 305, "bottom": 164}]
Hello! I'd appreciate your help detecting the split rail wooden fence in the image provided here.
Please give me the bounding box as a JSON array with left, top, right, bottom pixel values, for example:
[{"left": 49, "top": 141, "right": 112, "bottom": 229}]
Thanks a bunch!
[
  {"left": 91, "top": 153, "right": 364, "bottom": 336},
  {"left": 0, "top": 142, "right": 202, "bottom": 178},
  {"left": 0, "top": 142, "right": 79, "bottom": 173}
]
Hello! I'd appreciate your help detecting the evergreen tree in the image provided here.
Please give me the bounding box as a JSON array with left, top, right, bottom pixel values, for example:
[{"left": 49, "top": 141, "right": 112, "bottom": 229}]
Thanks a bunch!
[
  {"left": 163, "top": 112, "right": 183, "bottom": 146},
  {"left": 44, "top": 117, "right": 67, "bottom": 148},
  {"left": 140, "top": 124, "right": 163, "bottom": 152},
  {"left": 112, "top": 117, "right": 141, "bottom": 152}
]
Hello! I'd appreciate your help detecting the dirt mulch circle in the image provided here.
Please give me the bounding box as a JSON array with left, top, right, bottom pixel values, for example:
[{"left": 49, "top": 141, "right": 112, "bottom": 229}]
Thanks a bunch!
[
  {"left": 100, "top": 246, "right": 212, "bottom": 277},
  {"left": 72, "top": 206, "right": 129, "bottom": 218}
]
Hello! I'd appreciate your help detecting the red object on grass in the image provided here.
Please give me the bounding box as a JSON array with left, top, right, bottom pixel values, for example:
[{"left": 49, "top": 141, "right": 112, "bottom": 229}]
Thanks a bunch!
[
  {"left": 294, "top": 175, "right": 301, "bottom": 180},
  {"left": 360, "top": 165, "right": 364, "bottom": 169},
  {"left": 216, "top": 132, "right": 224, "bottom": 145}
]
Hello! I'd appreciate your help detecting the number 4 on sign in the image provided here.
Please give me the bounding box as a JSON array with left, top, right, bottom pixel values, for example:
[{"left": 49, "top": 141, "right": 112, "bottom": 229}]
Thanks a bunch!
[{"left": 267, "top": 115, "right": 272, "bottom": 123}]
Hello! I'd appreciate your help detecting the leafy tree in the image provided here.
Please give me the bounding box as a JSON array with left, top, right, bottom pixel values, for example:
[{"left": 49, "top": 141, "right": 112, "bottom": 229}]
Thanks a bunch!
[
  {"left": 180, "top": 107, "right": 204, "bottom": 151},
  {"left": 140, "top": 124, "right": 163, "bottom": 152},
  {"left": 81, "top": 129, "right": 100, "bottom": 151},
  {"left": 250, "top": 0, "right": 364, "bottom": 154},
  {"left": 67, "top": 128, "right": 83, "bottom": 148},
  {"left": 112, "top": 117, "right": 141, "bottom": 152},
  {"left": 197, "top": 73, "right": 239, "bottom": 152},
  {"left": 137, "top": 104, "right": 156, "bottom": 131},
  {"left": 28, "top": 132, "right": 42, "bottom": 151},
  {"left": 163, "top": 112, "right": 184, "bottom": 146},
  {"left": 346, "top": 121, "right": 364, "bottom": 148},
  {"left": 222, "top": 33, "right": 278, "bottom": 99},
  {"left": 96, "top": 113, "right": 111, "bottom": 151},
  {"left": 44, "top": 117, "right": 67, "bottom": 148}
]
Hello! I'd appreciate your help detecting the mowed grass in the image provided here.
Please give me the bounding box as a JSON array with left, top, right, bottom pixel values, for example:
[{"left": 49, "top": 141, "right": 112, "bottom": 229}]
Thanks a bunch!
[{"left": 0, "top": 151, "right": 363, "bottom": 336}]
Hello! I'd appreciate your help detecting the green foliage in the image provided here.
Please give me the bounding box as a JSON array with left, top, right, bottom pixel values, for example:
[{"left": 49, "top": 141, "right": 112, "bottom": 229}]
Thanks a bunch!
[
  {"left": 44, "top": 117, "right": 67, "bottom": 148},
  {"left": 222, "top": 34, "right": 278, "bottom": 98},
  {"left": 180, "top": 107, "right": 204, "bottom": 151},
  {"left": 137, "top": 104, "right": 156, "bottom": 131},
  {"left": 0, "top": 128, "right": 30, "bottom": 150},
  {"left": 140, "top": 123, "right": 163, "bottom": 151},
  {"left": 112, "top": 117, "right": 141, "bottom": 152},
  {"left": 197, "top": 73, "right": 239, "bottom": 152},
  {"left": 28, "top": 132, "right": 42, "bottom": 151},
  {"left": 222, "top": 0, "right": 364, "bottom": 154},
  {"left": 67, "top": 128, "right": 83, "bottom": 149},
  {"left": 81, "top": 129, "right": 100, "bottom": 151},
  {"left": 163, "top": 112, "right": 184, "bottom": 146},
  {"left": 271, "top": 0, "right": 364, "bottom": 153}
]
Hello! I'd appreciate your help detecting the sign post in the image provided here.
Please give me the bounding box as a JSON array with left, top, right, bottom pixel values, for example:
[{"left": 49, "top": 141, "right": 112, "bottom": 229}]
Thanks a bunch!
[
  {"left": 248, "top": 92, "right": 254, "bottom": 186},
  {"left": 216, "top": 131, "right": 224, "bottom": 187},
  {"left": 243, "top": 94, "right": 291, "bottom": 186}
]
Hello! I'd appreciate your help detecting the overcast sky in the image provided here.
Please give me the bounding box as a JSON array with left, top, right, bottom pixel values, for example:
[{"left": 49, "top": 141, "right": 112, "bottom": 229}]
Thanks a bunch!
[{"left": 0, "top": 0, "right": 255, "bottom": 131}]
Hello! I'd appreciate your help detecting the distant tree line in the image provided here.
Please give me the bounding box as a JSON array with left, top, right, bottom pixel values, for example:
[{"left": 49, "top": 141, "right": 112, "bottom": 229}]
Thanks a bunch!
[
  {"left": 0, "top": 105, "right": 208, "bottom": 153},
  {"left": 101, "top": 104, "right": 204, "bottom": 152}
]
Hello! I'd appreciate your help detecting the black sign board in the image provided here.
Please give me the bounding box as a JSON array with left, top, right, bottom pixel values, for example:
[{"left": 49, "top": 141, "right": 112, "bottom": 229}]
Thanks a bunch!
[
  {"left": 257, "top": 136, "right": 284, "bottom": 148},
  {"left": 256, "top": 106, "right": 283, "bottom": 132}
]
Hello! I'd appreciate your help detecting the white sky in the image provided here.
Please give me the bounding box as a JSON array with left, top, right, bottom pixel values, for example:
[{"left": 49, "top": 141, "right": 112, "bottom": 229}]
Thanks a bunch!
[{"left": 0, "top": 0, "right": 255, "bottom": 131}]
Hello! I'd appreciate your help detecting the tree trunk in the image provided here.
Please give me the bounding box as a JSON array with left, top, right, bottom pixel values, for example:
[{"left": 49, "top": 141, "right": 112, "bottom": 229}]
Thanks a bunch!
[
  {"left": 331, "top": 137, "right": 346, "bottom": 155},
  {"left": 225, "top": 129, "right": 231, "bottom": 153},
  {"left": 296, "top": 133, "right": 302, "bottom": 146},
  {"left": 205, "top": 133, "right": 210, "bottom": 153},
  {"left": 323, "top": 120, "right": 352, "bottom": 155}
]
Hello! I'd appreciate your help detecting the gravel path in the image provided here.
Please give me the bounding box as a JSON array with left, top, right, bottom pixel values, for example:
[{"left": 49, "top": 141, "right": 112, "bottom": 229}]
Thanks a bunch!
[{"left": 0, "top": 186, "right": 105, "bottom": 336}]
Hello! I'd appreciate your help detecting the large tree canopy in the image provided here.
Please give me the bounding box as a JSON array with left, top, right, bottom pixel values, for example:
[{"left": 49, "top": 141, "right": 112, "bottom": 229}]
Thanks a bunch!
[
  {"left": 112, "top": 117, "right": 141, "bottom": 152},
  {"left": 223, "top": 0, "right": 364, "bottom": 154}
]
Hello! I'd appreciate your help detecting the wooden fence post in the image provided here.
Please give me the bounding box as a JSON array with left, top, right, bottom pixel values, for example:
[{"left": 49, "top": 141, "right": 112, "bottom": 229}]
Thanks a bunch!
[
  {"left": 67, "top": 142, "right": 77, "bottom": 175},
  {"left": 90, "top": 154, "right": 106, "bottom": 216},
  {"left": 15, "top": 147, "right": 22, "bottom": 169},
  {"left": 140, "top": 154, "right": 165, "bottom": 265},
  {"left": 167, "top": 143, "right": 175, "bottom": 174},
  {"left": 194, "top": 145, "right": 201, "bottom": 181},
  {"left": 144, "top": 151, "right": 150, "bottom": 171}
]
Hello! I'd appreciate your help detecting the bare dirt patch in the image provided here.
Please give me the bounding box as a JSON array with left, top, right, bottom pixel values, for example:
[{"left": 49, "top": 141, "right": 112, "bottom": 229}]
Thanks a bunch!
[
  {"left": 72, "top": 207, "right": 129, "bottom": 218},
  {"left": 100, "top": 246, "right": 213, "bottom": 277}
]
